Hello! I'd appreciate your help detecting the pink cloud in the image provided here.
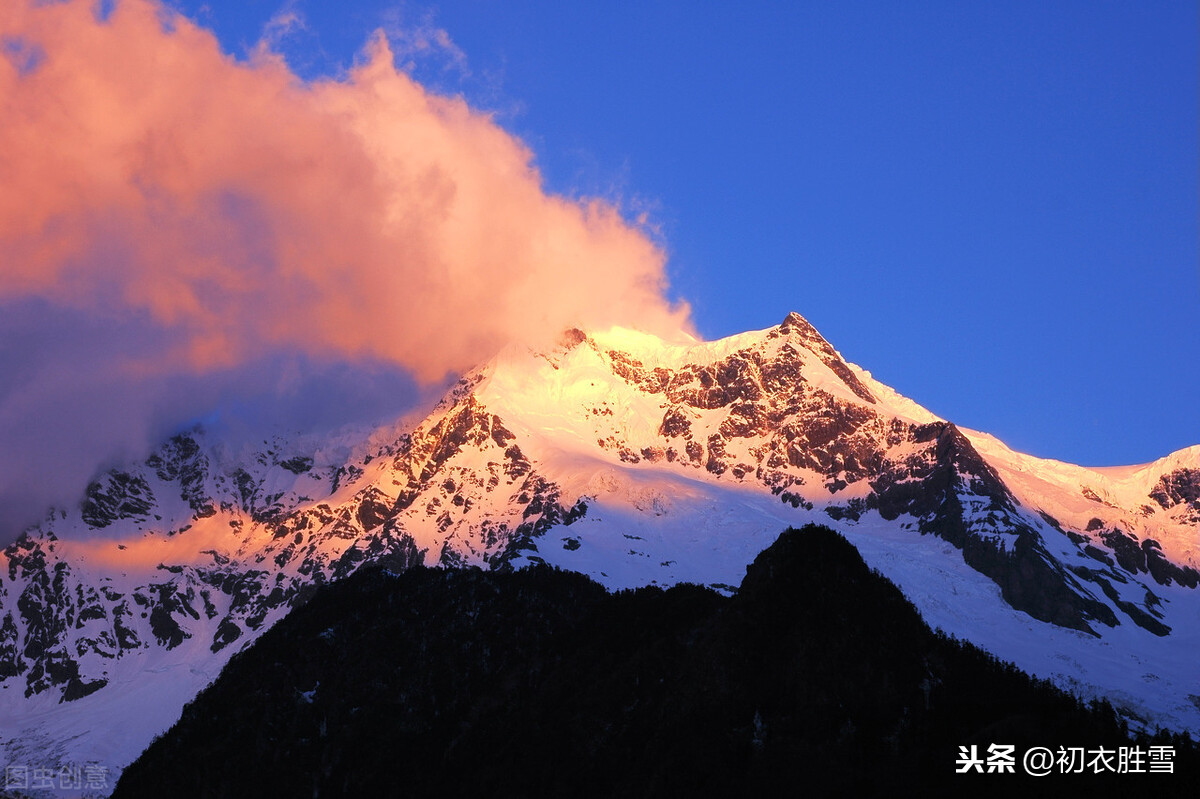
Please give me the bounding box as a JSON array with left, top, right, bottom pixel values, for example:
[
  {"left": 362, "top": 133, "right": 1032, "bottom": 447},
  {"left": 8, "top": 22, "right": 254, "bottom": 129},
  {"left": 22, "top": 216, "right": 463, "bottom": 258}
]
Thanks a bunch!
[{"left": 0, "top": 0, "right": 689, "bottom": 380}]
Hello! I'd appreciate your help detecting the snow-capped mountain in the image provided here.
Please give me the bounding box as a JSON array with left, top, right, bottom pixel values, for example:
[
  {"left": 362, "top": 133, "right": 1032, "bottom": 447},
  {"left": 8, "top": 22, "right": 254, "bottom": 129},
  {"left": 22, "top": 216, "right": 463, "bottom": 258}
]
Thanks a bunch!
[{"left": 2, "top": 311, "right": 1197, "bottom": 791}]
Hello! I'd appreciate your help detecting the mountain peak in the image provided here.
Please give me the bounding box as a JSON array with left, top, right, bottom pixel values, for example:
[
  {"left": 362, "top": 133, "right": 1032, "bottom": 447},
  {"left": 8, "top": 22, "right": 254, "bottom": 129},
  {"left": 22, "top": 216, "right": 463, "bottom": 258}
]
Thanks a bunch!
[
  {"left": 776, "top": 310, "right": 829, "bottom": 348},
  {"left": 779, "top": 310, "right": 808, "bottom": 330},
  {"left": 769, "top": 312, "right": 876, "bottom": 405}
]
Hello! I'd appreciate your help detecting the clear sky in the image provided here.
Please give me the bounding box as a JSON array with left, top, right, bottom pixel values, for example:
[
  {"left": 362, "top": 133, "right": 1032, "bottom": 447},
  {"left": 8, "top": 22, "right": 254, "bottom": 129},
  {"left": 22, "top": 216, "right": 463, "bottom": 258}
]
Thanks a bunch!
[
  {"left": 180, "top": 0, "right": 1197, "bottom": 466},
  {"left": 0, "top": 0, "right": 1195, "bottom": 541}
]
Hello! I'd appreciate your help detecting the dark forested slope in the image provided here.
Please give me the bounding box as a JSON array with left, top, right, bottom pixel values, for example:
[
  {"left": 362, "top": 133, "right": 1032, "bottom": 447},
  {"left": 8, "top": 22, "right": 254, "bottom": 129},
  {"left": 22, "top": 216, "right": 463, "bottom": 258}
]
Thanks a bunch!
[{"left": 114, "top": 525, "right": 1195, "bottom": 797}]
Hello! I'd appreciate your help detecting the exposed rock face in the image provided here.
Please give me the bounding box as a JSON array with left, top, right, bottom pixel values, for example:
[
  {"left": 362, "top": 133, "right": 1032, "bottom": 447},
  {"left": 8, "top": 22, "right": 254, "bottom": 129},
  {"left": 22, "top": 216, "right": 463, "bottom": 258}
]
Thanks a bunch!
[
  {"left": 146, "top": 434, "right": 216, "bottom": 519},
  {"left": 81, "top": 472, "right": 156, "bottom": 529},
  {"left": 1152, "top": 469, "right": 1200, "bottom": 513}
]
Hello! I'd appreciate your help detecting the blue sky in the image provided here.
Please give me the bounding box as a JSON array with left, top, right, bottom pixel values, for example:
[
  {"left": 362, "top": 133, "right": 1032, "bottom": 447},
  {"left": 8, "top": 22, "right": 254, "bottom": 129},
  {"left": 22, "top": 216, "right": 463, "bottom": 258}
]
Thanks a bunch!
[{"left": 151, "top": 1, "right": 1200, "bottom": 465}]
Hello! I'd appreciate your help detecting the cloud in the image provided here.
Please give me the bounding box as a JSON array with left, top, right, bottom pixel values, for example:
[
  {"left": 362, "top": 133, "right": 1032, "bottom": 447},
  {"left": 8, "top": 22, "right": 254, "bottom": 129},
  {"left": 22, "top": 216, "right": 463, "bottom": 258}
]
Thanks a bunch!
[
  {"left": 0, "top": 0, "right": 689, "bottom": 374},
  {"left": 258, "top": 5, "right": 306, "bottom": 52},
  {"left": 378, "top": 6, "right": 470, "bottom": 79},
  {"left": 0, "top": 0, "right": 690, "bottom": 541}
]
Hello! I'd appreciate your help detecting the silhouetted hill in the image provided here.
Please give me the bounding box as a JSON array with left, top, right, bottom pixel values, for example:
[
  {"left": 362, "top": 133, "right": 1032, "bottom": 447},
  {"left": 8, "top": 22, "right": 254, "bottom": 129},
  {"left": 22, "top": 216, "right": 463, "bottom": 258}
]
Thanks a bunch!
[{"left": 114, "top": 525, "right": 1196, "bottom": 797}]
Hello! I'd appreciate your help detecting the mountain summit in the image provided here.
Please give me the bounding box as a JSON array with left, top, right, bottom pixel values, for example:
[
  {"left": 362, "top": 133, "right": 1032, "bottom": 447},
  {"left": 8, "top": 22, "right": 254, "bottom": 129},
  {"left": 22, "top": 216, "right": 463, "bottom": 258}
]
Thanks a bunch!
[{"left": 2, "top": 312, "right": 1197, "bottom": 788}]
